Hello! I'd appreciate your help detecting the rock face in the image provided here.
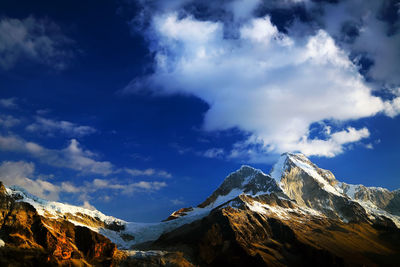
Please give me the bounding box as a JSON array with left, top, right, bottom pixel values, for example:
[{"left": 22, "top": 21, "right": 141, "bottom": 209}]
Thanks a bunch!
[
  {"left": 270, "top": 153, "right": 370, "bottom": 222},
  {"left": 271, "top": 153, "right": 400, "bottom": 226},
  {"left": 0, "top": 182, "right": 120, "bottom": 266},
  {"left": 150, "top": 194, "right": 400, "bottom": 266}
]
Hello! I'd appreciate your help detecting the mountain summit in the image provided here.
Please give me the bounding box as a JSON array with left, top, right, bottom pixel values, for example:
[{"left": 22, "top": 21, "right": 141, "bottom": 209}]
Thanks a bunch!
[{"left": 0, "top": 153, "right": 399, "bottom": 266}]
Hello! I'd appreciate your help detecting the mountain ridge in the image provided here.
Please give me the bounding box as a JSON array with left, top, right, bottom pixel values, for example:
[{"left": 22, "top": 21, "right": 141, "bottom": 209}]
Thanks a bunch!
[{"left": 0, "top": 153, "right": 399, "bottom": 266}]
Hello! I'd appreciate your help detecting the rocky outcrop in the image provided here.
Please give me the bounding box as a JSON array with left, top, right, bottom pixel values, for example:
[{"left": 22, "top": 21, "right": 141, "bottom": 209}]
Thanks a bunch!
[{"left": 0, "top": 182, "right": 120, "bottom": 266}]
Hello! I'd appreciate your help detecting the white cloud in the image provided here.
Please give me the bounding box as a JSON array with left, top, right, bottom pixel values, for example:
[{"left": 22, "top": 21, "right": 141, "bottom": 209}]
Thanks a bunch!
[
  {"left": 170, "top": 198, "right": 185, "bottom": 205},
  {"left": 26, "top": 117, "right": 96, "bottom": 137},
  {"left": 82, "top": 200, "right": 96, "bottom": 211},
  {"left": 0, "top": 161, "right": 61, "bottom": 200},
  {"left": 126, "top": 13, "right": 394, "bottom": 158},
  {"left": 330, "top": 127, "right": 370, "bottom": 145},
  {"left": 0, "top": 115, "right": 20, "bottom": 128},
  {"left": 384, "top": 97, "right": 400, "bottom": 118},
  {"left": 0, "top": 160, "right": 167, "bottom": 204},
  {"left": 0, "top": 135, "right": 113, "bottom": 175},
  {"left": 60, "top": 181, "right": 80, "bottom": 193},
  {"left": 0, "top": 16, "right": 74, "bottom": 70},
  {"left": 86, "top": 178, "right": 167, "bottom": 195},
  {"left": 0, "top": 98, "right": 18, "bottom": 109},
  {"left": 124, "top": 167, "right": 172, "bottom": 178},
  {"left": 202, "top": 148, "right": 224, "bottom": 159}
]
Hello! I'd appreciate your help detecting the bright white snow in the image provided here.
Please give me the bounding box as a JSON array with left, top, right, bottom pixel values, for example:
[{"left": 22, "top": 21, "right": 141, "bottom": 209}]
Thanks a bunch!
[
  {"left": 245, "top": 199, "right": 323, "bottom": 221},
  {"left": 8, "top": 185, "right": 124, "bottom": 226},
  {"left": 270, "top": 154, "right": 287, "bottom": 183},
  {"left": 204, "top": 188, "right": 244, "bottom": 209}
]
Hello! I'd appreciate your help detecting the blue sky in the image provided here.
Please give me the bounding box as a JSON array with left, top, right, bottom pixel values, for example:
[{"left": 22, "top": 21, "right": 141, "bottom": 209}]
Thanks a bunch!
[{"left": 0, "top": 0, "right": 399, "bottom": 222}]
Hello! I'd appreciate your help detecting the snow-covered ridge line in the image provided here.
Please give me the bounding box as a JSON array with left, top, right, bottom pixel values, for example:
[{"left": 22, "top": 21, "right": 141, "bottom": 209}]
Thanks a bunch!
[
  {"left": 287, "top": 154, "right": 342, "bottom": 196},
  {"left": 225, "top": 165, "right": 268, "bottom": 180},
  {"left": 275, "top": 152, "right": 399, "bottom": 194},
  {"left": 270, "top": 153, "right": 343, "bottom": 197},
  {"left": 4, "top": 183, "right": 211, "bottom": 249},
  {"left": 6, "top": 185, "right": 125, "bottom": 225}
]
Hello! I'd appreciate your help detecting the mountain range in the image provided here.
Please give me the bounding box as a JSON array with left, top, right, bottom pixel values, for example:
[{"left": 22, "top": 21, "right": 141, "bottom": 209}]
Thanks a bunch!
[{"left": 0, "top": 152, "right": 399, "bottom": 266}]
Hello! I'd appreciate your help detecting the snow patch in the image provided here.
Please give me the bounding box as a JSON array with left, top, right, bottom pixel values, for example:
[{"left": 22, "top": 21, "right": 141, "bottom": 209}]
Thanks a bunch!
[
  {"left": 204, "top": 188, "right": 244, "bottom": 209},
  {"left": 245, "top": 199, "right": 324, "bottom": 221},
  {"left": 8, "top": 185, "right": 124, "bottom": 226},
  {"left": 355, "top": 200, "right": 400, "bottom": 228},
  {"left": 340, "top": 183, "right": 360, "bottom": 199},
  {"left": 270, "top": 154, "right": 287, "bottom": 183}
]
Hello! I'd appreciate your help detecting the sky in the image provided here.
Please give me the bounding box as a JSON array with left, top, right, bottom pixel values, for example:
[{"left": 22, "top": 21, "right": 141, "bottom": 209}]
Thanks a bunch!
[{"left": 0, "top": 0, "right": 399, "bottom": 222}]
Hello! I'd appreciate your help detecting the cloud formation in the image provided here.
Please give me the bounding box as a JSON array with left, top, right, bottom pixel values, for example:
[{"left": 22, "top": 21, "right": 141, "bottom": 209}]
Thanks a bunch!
[
  {"left": 126, "top": 12, "right": 399, "bottom": 158},
  {"left": 0, "top": 161, "right": 61, "bottom": 200},
  {"left": 0, "top": 98, "right": 18, "bottom": 109},
  {"left": 0, "top": 160, "right": 168, "bottom": 205},
  {"left": 124, "top": 168, "right": 172, "bottom": 178},
  {"left": 0, "top": 115, "right": 20, "bottom": 128},
  {"left": 88, "top": 178, "right": 167, "bottom": 195},
  {"left": 0, "top": 16, "right": 74, "bottom": 70},
  {"left": 0, "top": 135, "right": 113, "bottom": 175},
  {"left": 315, "top": 0, "right": 400, "bottom": 88},
  {"left": 26, "top": 117, "right": 96, "bottom": 137}
]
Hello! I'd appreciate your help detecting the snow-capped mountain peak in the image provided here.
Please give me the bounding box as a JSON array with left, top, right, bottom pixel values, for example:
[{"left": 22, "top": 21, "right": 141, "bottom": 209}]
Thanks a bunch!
[
  {"left": 198, "top": 164, "right": 282, "bottom": 209},
  {"left": 270, "top": 152, "right": 341, "bottom": 196}
]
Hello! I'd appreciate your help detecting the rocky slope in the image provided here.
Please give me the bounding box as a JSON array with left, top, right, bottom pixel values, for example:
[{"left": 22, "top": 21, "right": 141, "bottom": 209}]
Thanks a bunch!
[
  {"left": 148, "top": 194, "right": 400, "bottom": 266},
  {"left": 0, "top": 182, "right": 124, "bottom": 266},
  {"left": 0, "top": 152, "right": 399, "bottom": 266},
  {"left": 138, "top": 153, "right": 400, "bottom": 266}
]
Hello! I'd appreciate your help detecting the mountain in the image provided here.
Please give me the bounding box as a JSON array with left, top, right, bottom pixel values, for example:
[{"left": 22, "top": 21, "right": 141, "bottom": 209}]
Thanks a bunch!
[
  {"left": 0, "top": 182, "right": 122, "bottom": 266},
  {"left": 0, "top": 152, "right": 399, "bottom": 266}
]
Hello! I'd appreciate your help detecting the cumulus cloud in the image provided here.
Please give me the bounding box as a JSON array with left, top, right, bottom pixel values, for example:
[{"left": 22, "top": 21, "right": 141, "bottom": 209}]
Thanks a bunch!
[
  {"left": 26, "top": 117, "right": 96, "bottom": 137},
  {"left": 0, "top": 161, "right": 60, "bottom": 200},
  {"left": 126, "top": 13, "right": 396, "bottom": 158},
  {"left": 0, "top": 135, "right": 113, "bottom": 175},
  {"left": 0, "top": 16, "right": 74, "bottom": 70},
  {"left": 384, "top": 96, "right": 400, "bottom": 117}
]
